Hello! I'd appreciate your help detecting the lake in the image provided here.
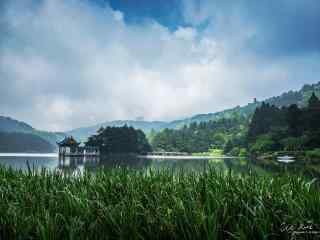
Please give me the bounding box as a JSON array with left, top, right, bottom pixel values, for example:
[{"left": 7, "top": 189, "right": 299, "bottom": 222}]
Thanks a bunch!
[{"left": 0, "top": 153, "right": 320, "bottom": 178}]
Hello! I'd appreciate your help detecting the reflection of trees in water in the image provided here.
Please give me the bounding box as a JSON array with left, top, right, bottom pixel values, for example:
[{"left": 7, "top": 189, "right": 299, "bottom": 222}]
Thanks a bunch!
[
  {"left": 58, "top": 156, "right": 100, "bottom": 173},
  {"left": 57, "top": 155, "right": 320, "bottom": 178},
  {"left": 147, "top": 158, "right": 232, "bottom": 173},
  {"left": 223, "top": 158, "right": 250, "bottom": 174},
  {"left": 148, "top": 159, "right": 209, "bottom": 172},
  {"left": 99, "top": 155, "right": 152, "bottom": 169},
  {"left": 220, "top": 158, "right": 265, "bottom": 175},
  {"left": 249, "top": 158, "right": 320, "bottom": 179}
]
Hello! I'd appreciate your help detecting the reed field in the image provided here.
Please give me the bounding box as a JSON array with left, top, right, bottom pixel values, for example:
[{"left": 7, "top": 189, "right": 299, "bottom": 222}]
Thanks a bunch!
[{"left": 0, "top": 166, "right": 319, "bottom": 239}]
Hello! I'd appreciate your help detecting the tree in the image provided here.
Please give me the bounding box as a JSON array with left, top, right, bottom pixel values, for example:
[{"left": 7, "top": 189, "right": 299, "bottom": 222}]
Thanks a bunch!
[
  {"left": 249, "top": 135, "right": 277, "bottom": 153},
  {"left": 286, "top": 104, "right": 302, "bottom": 137},
  {"left": 86, "top": 126, "right": 151, "bottom": 154},
  {"left": 152, "top": 118, "right": 248, "bottom": 153},
  {"left": 247, "top": 102, "right": 286, "bottom": 142},
  {"left": 306, "top": 92, "right": 320, "bottom": 131},
  {"left": 246, "top": 94, "right": 320, "bottom": 153},
  {"left": 308, "top": 92, "right": 320, "bottom": 110},
  {"left": 224, "top": 140, "right": 233, "bottom": 154},
  {"left": 280, "top": 137, "right": 306, "bottom": 151}
]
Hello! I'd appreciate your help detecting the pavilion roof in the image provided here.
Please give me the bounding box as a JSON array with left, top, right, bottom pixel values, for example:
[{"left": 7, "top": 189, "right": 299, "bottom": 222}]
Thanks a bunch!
[{"left": 57, "top": 136, "right": 80, "bottom": 147}]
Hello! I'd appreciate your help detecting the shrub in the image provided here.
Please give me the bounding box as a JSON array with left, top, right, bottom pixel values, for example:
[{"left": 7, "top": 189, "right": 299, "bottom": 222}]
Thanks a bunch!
[
  {"left": 250, "top": 134, "right": 277, "bottom": 153},
  {"left": 239, "top": 148, "right": 248, "bottom": 157},
  {"left": 280, "top": 136, "right": 306, "bottom": 151},
  {"left": 208, "top": 148, "right": 223, "bottom": 156},
  {"left": 306, "top": 148, "right": 320, "bottom": 160},
  {"left": 230, "top": 147, "right": 240, "bottom": 156}
]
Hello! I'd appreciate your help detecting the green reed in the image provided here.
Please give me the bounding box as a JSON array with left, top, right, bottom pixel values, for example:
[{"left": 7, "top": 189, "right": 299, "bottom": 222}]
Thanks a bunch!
[{"left": 0, "top": 166, "right": 319, "bottom": 239}]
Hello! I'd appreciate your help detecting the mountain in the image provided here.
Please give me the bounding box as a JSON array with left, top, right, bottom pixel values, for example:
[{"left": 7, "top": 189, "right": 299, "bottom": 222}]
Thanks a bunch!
[
  {"left": 0, "top": 116, "right": 34, "bottom": 133},
  {"left": 0, "top": 132, "right": 55, "bottom": 153},
  {"left": 2, "top": 81, "right": 319, "bottom": 151},
  {"left": 68, "top": 81, "right": 320, "bottom": 141},
  {"left": 68, "top": 120, "right": 168, "bottom": 141},
  {"left": 0, "top": 116, "right": 65, "bottom": 150}
]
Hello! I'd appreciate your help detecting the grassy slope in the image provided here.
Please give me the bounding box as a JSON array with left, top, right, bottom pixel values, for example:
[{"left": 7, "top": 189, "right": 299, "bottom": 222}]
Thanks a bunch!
[{"left": 0, "top": 167, "right": 319, "bottom": 239}]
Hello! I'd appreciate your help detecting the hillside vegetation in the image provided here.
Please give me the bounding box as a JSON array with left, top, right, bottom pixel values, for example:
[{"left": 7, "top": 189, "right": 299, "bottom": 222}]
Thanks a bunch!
[
  {"left": 151, "top": 117, "right": 248, "bottom": 154},
  {"left": 0, "top": 132, "right": 55, "bottom": 153},
  {"left": 151, "top": 85, "right": 320, "bottom": 156},
  {"left": 245, "top": 93, "right": 320, "bottom": 156},
  {"left": 0, "top": 116, "right": 65, "bottom": 151}
]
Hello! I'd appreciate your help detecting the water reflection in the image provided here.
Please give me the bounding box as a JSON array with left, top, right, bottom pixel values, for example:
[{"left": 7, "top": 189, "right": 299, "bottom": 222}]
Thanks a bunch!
[
  {"left": 0, "top": 153, "right": 319, "bottom": 178},
  {"left": 0, "top": 154, "right": 58, "bottom": 171},
  {"left": 58, "top": 156, "right": 100, "bottom": 174}
]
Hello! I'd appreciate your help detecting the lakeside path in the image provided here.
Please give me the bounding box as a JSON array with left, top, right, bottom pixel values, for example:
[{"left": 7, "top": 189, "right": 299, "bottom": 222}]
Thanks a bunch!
[{"left": 139, "top": 155, "right": 241, "bottom": 160}]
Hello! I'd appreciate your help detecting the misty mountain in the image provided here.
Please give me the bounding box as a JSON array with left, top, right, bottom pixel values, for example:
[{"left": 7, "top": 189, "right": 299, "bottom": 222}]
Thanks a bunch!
[
  {"left": 0, "top": 116, "right": 34, "bottom": 133},
  {"left": 2, "top": 82, "right": 319, "bottom": 145},
  {"left": 0, "top": 116, "right": 65, "bottom": 149},
  {"left": 68, "top": 81, "right": 320, "bottom": 141},
  {"left": 0, "top": 132, "right": 55, "bottom": 153},
  {"left": 68, "top": 120, "right": 168, "bottom": 141}
]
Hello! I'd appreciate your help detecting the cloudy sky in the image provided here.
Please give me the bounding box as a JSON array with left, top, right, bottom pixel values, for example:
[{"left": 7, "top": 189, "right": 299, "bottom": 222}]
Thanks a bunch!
[{"left": 1, "top": 0, "right": 320, "bottom": 131}]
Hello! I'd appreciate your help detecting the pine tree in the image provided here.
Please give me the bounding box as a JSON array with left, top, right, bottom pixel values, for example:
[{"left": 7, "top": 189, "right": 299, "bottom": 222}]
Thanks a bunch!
[{"left": 308, "top": 92, "right": 320, "bottom": 110}]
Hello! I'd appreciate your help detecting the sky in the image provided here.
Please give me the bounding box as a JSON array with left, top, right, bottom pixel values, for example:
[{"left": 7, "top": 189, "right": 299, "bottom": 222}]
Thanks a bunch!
[{"left": 1, "top": 0, "right": 320, "bottom": 131}]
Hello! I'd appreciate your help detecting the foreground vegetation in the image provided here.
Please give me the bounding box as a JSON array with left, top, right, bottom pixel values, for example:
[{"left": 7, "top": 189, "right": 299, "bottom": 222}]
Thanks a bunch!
[{"left": 0, "top": 167, "right": 319, "bottom": 239}]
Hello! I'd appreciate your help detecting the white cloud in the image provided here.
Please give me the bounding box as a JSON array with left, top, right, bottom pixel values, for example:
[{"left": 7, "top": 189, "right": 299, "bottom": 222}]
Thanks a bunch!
[
  {"left": 1, "top": 0, "right": 319, "bottom": 131},
  {"left": 112, "top": 10, "right": 124, "bottom": 22}
]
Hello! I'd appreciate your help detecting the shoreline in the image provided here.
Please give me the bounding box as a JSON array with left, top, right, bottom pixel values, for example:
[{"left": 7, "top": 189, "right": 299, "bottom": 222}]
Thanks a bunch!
[{"left": 139, "top": 155, "right": 242, "bottom": 159}]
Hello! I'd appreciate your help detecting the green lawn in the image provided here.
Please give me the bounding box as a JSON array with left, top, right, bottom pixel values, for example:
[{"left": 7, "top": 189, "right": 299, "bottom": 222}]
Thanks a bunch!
[{"left": 0, "top": 167, "right": 319, "bottom": 239}]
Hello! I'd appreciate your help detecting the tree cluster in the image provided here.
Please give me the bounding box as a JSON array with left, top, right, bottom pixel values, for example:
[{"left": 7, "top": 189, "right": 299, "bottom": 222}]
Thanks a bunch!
[
  {"left": 247, "top": 93, "right": 320, "bottom": 153},
  {"left": 151, "top": 118, "right": 248, "bottom": 153},
  {"left": 86, "top": 125, "right": 151, "bottom": 154}
]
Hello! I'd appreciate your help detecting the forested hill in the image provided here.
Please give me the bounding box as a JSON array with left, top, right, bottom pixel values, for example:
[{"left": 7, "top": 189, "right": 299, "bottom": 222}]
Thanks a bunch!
[
  {"left": 69, "top": 81, "right": 320, "bottom": 141},
  {"left": 151, "top": 117, "right": 248, "bottom": 153},
  {"left": 0, "top": 132, "right": 55, "bottom": 153},
  {"left": 0, "top": 116, "right": 34, "bottom": 132},
  {"left": 151, "top": 91, "right": 320, "bottom": 154},
  {"left": 169, "top": 81, "right": 320, "bottom": 128},
  {"left": 0, "top": 116, "right": 65, "bottom": 149}
]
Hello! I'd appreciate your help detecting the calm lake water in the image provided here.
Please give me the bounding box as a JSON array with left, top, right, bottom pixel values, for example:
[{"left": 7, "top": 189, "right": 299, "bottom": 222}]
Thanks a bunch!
[{"left": 0, "top": 153, "right": 320, "bottom": 178}]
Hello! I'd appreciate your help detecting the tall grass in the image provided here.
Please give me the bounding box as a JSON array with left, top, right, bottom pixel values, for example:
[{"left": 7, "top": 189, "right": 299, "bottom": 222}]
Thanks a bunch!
[{"left": 0, "top": 166, "right": 319, "bottom": 239}]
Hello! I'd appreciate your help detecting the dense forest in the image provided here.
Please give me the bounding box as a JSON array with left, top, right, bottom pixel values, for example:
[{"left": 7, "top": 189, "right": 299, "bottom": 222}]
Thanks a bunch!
[
  {"left": 86, "top": 125, "right": 151, "bottom": 154},
  {"left": 0, "top": 132, "right": 55, "bottom": 153},
  {"left": 151, "top": 93, "right": 320, "bottom": 156},
  {"left": 151, "top": 117, "right": 248, "bottom": 154},
  {"left": 246, "top": 93, "right": 320, "bottom": 154}
]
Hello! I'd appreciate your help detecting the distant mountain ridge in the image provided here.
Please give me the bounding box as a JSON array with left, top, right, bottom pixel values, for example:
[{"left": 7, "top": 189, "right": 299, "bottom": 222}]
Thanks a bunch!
[
  {"left": 68, "top": 120, "right": 168, "bottom": 141},
  {"left": 2, "top": 81, "right": 319, "bottom": 146},
  {"left": 0, "top": 132, "right": 55, "bottom": 153},
  {"left": 0, "top": 116, "right": 34, "bottom": 133},
  {"left": 67, "top": 81, "right": 320, "bottom": 141},
  {"left": 0, "top": 116, "right": 65, "bottom": 151}
]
